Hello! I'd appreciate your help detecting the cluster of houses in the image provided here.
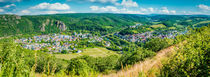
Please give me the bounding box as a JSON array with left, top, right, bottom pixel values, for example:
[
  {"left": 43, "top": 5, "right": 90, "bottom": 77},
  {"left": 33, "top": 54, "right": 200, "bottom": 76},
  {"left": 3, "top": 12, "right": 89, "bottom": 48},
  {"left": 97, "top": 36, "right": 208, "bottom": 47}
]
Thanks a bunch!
[
  {"left": 15, "top": 29, "right": 187, "bottom": 54},
  {"left": 15, "top": 33, "right": 104, "bottom": 53},
  {"left": 129, "top": 23, "right": 142, "bottom": 28},
  {"left": 114, "top": 30, "right": 186, "bottom": 42}
]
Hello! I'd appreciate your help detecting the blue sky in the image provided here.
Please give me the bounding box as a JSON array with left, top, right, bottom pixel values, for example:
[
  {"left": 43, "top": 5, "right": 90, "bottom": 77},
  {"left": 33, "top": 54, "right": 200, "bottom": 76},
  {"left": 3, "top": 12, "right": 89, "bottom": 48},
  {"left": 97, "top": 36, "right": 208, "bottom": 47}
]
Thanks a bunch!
[{"left": 0, "top": 0, "right": 209, "bottom": 15}]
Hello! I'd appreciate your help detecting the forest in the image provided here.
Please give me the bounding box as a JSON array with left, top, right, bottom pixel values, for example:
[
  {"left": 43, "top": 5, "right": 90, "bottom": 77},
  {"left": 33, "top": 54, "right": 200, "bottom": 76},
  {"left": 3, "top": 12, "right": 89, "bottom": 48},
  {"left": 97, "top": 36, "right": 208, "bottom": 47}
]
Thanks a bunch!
[{"left": 0, "top": 14, "right": 210, "bottom": 36}]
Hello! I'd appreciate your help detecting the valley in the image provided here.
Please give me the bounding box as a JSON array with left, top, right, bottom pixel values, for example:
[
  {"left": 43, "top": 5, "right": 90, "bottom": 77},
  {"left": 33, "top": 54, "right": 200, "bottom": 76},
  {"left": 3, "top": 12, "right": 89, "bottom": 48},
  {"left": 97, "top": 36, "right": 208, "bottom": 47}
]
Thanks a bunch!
[{"left": 0, "top": 13, "right": 209, "bottom": 77}]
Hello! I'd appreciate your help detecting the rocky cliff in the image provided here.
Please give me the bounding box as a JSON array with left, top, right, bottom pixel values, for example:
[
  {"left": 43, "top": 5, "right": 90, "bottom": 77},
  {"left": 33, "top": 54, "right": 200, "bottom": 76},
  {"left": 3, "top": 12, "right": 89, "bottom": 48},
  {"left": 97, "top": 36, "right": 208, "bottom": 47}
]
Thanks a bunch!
[
  {"left": 40, "top": 19, "right": 67, "bottom": 32},
  {"left": 55, "top": 21, "right": 67, "bottom": 31}
]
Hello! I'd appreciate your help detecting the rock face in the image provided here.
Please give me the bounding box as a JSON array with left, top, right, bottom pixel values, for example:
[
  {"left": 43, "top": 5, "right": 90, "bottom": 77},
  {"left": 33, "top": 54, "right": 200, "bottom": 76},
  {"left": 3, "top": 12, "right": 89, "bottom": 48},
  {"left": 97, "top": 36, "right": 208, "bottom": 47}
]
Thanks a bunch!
[
  {"left": 51, "top": 20, "right": 54, "bottom": 26},
  {"left": 41, "top": 23, "right": 46, "bottom": 32},
  {"left": 40, "top": 19, "right": 67, "bottom": 32},
  {"left": 46, "top": 19, "right": 50, "bottom": 25},
  {"left": 40, "top": 19, "right": 52, "bottom": 32},
  {"left": 55, "top": 21, "right": 67, "bottom": 31},
  {"left": 15, "top": 15, "right": 21, "bottom": 19}
]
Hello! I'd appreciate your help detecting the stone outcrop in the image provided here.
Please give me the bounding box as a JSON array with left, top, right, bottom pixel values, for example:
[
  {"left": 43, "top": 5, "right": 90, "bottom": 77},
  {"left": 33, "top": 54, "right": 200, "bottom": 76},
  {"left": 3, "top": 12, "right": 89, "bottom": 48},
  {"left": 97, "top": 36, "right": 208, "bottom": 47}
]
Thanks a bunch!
[
  {"left": 46, "top": 19, "right": 50, "bottom": 25},
  {"left": 40, "top": 19, "right": 67, "bottom": 32},
  {"left": 51, "top": 20, "right": 54, "bottom": 26},
  {"left": 16, "top": 16, "right": 21, "bottom": 19},
  {"left": 41, "top": 23, "right": 46, "bottom": 32},
  {"left": 55, "top": 21, "right": 67, "bottom": 31}
]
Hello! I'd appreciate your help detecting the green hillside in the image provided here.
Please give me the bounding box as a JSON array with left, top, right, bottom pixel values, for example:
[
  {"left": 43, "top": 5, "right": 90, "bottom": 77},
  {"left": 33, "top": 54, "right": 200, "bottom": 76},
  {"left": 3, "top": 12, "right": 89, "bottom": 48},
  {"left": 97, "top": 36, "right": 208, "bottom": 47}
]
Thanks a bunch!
[{"left": 1, "top": 14, "right": 209, "bottom": 36}]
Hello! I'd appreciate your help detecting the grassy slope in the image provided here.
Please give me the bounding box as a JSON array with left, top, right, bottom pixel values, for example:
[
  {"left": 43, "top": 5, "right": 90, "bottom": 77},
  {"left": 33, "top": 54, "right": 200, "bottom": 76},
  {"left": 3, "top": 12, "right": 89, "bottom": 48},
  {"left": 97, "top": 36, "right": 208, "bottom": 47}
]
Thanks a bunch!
[
  {"left": 151, "top": 24, "right": 166, "bottom": 28},
  {"left": 54, "top": 47, "right": 118, "bottom": 60},
  {"left": 101, "top": 42, "right": 186, "bottom": 77},
  {"left": 193, "top": 20, "right": 210, "bottom": 26}
]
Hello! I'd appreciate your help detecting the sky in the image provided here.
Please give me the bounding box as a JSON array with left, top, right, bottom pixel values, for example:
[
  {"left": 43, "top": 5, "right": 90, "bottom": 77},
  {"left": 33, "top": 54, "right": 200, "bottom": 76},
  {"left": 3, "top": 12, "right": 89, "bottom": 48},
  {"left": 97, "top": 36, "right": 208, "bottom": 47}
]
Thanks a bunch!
[{"left": 0, "top": 0, "right": 209, "bottom": 15}]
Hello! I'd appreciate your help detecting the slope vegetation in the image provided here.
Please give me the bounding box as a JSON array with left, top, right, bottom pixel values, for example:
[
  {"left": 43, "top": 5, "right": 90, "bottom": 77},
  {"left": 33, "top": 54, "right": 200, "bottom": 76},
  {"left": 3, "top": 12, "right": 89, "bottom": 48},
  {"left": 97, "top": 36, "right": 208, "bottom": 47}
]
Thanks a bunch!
[{"left": 101, "top": 43, "right": 183, "bottom": 77}]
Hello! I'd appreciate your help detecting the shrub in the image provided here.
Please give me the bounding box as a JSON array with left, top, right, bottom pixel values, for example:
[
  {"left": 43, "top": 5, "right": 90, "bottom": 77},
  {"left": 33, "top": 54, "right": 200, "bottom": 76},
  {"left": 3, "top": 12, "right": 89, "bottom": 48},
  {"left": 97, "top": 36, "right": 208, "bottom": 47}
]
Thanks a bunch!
[
  {"left": 144, "top": 38, "right": 173, "bottom": 52},
  {"left": 160, "top": 26, "right": 209, "bottom": 77},
  {"left": 66, "top": 59, "right": 92, "bottom": 75}
]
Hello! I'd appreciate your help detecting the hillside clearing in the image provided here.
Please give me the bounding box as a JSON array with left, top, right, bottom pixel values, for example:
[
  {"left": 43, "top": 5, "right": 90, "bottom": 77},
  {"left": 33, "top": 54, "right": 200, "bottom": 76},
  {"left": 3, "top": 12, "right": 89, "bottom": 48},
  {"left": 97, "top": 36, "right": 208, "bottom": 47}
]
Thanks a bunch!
[
  {"left": 151, "top": 24, "right": 166, "bottom": 28},
  {"left": 55, "top": 47, "right": 118, "bottom": 60},
  {"left": 193, "top": 20, "right": 210, "bottom": 26}
]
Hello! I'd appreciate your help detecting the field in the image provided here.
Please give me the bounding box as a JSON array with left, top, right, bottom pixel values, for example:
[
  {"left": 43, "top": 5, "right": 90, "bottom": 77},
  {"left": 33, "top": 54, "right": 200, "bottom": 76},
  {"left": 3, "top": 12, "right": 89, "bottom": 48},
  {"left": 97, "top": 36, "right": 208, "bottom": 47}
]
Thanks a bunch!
[
  {"left": 193, "top": 20, "right": 210, "bottom": 26},
  {"left": 168, "top": 27, "right": 176, "bottom": 29},
  {"left": 55, "top": 47, "right": 118, "bottom": 60},
  {"left": 151, "top": 24, "right": 166, "bottom": 28}
]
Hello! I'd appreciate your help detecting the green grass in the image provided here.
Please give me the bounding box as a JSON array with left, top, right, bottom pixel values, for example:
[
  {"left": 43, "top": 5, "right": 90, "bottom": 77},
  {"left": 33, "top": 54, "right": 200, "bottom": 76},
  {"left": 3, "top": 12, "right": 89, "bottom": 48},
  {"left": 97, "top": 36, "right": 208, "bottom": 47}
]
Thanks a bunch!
[
  {"left": 54, "top": 47, "right": 118, "bottom": 60},
  {"left": 103, "top": 26, "right": 113, "bottom": 29},
  {"left": 193, "top": 20, "right": 210, "bottom": 26},
  {"left": 146, "top": 28, "right": 152, "bottom": 31},
  {"left": 152, "top": 22, "right": 161, "bottom": 24},
  {"left": 131, "top": 30, "right": 138, "bottom": 34},
  {"left": 151, "top": 24, "right": 166, "bottom": 28},
  {"left": 168, "top": 27, "right": 176, "bottom": 30}
]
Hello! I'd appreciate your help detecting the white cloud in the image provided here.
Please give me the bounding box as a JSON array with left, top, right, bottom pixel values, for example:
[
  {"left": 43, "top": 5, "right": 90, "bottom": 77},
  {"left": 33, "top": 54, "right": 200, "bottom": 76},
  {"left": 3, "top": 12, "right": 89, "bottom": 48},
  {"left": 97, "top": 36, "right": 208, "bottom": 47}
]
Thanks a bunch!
[
  {"left": 90, "top": 6, "right": 119, "bottom": 12},
  {"left": 0, "top": 9, "right": 4, "bottom": 12},
  {"left": 140, "top": 8, "right": 148, "bottom": 12},
  {"left": 183, "top": 11, "right": 209, "bottom": 15},
  {"left": 4, "top": 4, "right": 16, "bottom": 8},
  {"left": 61, "top": 11, "right": 76, "bottom": 13},
  {"left": 120, "top": 10, "right": 144, "bottom": 14},
  {"left": 67, "top": 0, "right": 119, "bottom": 5},
  {"left": 159, "top": 7, "right": 177, "bottom": 14},
  {"left": 16, "top": 2, "right": 75, "bottom": 15},
  {"left": 140, "top": 7, "right": 155, "bottom": 13},
  {"left": 37, "top": 11, "right": 75, "bottom": 15},
  {"left": 170, "top": 10, "right": 176, "bottom": 14},
  {"left": 90, "top": 6, "right": 99, "bottom": 11},
  {"left": 24, "top": 11, "right": 75, "bottom": 15},
  {"left": 5, "top": 12, "right": 14, "bottom": 14},
  {"left": 0, "top": 0, "right": 21, "bottom": 2},
  {"left": 148, "top": 7, "right": 154, "bottom": 12},
  {"left": 21, "top": 10, "right": 30, "bottom": 14},
  {"left": 31, "top": 3, "right": 70, "bottom": 10},
  {"left": 121, "top": 0, "right": 138, "bottom": 7},
  {"left": 41, "top": 11, "right": 59, "bottom": 14},
  {"left": 102, "top": 6, "right": 119, "bottom": 12},
  {"left": 90, "top": 5, "right": 144, "bottom": 14},
  {"left": 89, "top": 0, "right": 118, "bottom": 3},
  {"left": 198, "top": 4, "right": 210, "bottom": 11},
  {"left": 160, "top": 7, "right": 170, "bottom": 14}
]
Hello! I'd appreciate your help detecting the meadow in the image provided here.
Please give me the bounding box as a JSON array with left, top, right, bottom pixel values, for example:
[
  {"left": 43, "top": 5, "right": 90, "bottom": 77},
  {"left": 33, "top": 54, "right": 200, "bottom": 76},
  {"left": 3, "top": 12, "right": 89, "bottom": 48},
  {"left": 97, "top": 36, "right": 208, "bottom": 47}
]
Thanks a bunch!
[{"left": 55, "top": 47, "right": 118, "bottom": 60}]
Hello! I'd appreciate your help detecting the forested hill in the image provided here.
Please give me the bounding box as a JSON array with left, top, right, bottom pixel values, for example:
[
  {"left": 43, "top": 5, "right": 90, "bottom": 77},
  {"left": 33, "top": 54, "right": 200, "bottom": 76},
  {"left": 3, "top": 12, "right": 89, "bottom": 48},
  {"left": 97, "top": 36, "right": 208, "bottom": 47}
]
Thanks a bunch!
[{"left": 0, "top": 13, "right": 210, "bottom": 36}]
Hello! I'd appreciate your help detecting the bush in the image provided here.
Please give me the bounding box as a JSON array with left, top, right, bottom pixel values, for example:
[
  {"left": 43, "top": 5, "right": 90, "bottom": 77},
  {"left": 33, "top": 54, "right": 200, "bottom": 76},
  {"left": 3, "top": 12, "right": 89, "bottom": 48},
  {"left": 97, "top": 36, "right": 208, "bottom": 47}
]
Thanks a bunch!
[
  {"left": 117, "top": 47, "right": 156, "bottom": 68},
  {"left": 0, "top": 42, "right": 32, "bottom": 77},
  {"left": 61, "top": 50, "right": 68, "bottom": 54},
  {"left": 66, "top": 55, "right": 119, "bottom": 74},
  {"left": 144, "top": 38, "right": 173, "bottom": 52},
  {"left": 0, "top": 41, "right": 67, "bottom": 76},
  {"left": 160, "top": 26, "right": 209, "bottom": 77},
  {"left": 66, "top": 59, "right": 92, "bottom": 75}
]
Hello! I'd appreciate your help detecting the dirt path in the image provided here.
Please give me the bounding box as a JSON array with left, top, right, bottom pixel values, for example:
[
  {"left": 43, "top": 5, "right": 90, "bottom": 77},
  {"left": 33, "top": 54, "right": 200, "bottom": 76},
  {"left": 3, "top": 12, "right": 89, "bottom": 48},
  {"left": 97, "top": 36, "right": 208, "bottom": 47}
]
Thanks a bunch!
[{"left": 101, "top": 45, "right": 177, "bottom": 77}]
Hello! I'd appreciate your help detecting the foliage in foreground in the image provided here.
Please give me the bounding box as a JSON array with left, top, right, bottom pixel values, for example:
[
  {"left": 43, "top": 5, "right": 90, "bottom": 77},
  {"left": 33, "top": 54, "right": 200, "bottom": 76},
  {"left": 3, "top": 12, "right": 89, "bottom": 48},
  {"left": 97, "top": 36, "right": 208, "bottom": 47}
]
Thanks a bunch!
[
  {"left": 144, "top": 38, "right": 174, "bottom": 52},
  {"left": 160, "top": 25, "right": 210, "bottom": 77},
  {"left": 0, "top": 40, "right": 67, "bottom": 77}
]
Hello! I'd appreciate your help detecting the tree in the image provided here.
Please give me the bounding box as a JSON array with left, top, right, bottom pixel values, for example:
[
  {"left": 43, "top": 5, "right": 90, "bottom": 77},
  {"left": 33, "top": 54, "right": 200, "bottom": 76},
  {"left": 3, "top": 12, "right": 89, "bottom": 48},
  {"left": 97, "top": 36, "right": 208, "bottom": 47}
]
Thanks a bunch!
[
  {"left": 66, "top": 59, "right": 92, "bottom": 75},
  {"left": 162, "top": 21, "right": 174, "bottom": 27},
  {"left": 117, "top": 47, "right": 155, "bottom": 68},
  {"left": 61, "top": 50, "right": 68, "bottom": 54},
  {"left": 144, "top": 38, "right": 172, "bottom": 52}
]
